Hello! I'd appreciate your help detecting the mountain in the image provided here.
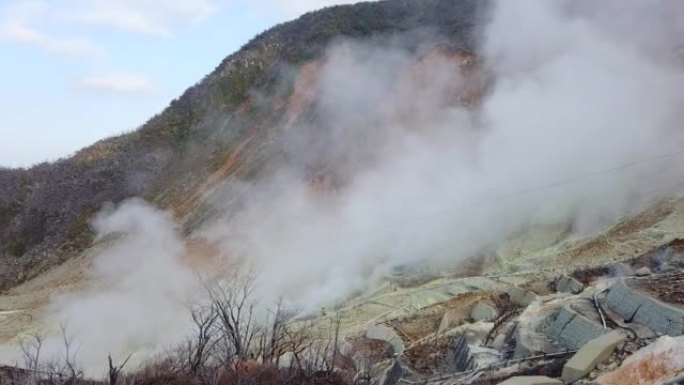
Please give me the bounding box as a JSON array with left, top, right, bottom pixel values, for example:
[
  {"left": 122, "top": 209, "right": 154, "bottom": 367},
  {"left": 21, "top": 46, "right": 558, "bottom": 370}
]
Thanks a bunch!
[
  {"left": 0, "top": 0, "right": 485, "bottom": 290},
  {"left": 3, "top": 1, "right": 684, "bottom": 384}
]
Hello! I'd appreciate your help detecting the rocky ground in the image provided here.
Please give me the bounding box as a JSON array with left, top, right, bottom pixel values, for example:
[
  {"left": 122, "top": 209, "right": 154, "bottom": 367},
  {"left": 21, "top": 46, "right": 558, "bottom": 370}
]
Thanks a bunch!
[
  {"left": 297, "top": 194, "right": 684, "bottom": 384},
  {"left": 311, "top": 259, "right": 684, "bottom": 384},
  {"left": 2, "top": 195, "right": 684, "bottom": 384}
]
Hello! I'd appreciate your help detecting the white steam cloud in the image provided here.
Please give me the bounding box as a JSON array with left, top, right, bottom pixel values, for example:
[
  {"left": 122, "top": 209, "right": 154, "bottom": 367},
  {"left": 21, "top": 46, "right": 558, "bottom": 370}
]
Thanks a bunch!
[
  {"left": 8, "top": 0, "right": 684, "bottom": 376},
  {"left": 0, "top": 200, "right": 199, "bottom": 375},
  {"left": 203, "top": 0, "right": 684, "bottom": 307}
]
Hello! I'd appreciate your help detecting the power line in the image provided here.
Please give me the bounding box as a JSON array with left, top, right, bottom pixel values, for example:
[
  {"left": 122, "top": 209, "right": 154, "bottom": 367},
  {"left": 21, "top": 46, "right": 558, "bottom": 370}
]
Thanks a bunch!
[
  {"left": 398, "top": 147, "right": 684, "bottom": 227},
  {"left": 215, "top": 146, "right": 684, "bottom": 241}
]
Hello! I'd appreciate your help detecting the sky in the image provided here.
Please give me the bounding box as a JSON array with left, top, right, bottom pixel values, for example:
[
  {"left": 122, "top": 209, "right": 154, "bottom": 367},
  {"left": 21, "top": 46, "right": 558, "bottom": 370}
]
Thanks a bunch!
[{"left": 0, "top": 0, "right": 362, "bottom": 168}]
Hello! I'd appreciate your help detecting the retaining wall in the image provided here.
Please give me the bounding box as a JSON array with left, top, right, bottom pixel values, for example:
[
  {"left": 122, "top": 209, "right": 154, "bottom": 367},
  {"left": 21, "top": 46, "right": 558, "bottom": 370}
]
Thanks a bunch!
[{"left": 605, "top": 278, "right": 684, "bottom": 336}]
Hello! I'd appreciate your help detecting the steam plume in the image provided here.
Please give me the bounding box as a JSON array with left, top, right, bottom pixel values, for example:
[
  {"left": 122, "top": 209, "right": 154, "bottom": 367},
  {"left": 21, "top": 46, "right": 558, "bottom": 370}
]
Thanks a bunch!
[{"left": 7, "top": 0, "right": 684, "bottom": 375}]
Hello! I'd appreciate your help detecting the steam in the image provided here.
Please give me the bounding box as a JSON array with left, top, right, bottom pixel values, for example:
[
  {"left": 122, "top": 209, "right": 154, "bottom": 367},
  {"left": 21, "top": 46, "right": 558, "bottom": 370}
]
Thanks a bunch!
[
  {"left": 10, "top": 200, "right": 199, "bottom": 375},
  {"left": 8, "top": 0, "right": 684, "bottom": 376},
  {"left": 203, "top": 0, "right": 684, "bottom": 307}
]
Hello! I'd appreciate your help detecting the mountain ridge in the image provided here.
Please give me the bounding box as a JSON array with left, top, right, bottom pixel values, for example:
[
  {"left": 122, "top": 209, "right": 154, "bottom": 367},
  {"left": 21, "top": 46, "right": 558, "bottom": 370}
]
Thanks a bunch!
[{"left": 0, "top": 0, "right": 486, "bottom": 290}]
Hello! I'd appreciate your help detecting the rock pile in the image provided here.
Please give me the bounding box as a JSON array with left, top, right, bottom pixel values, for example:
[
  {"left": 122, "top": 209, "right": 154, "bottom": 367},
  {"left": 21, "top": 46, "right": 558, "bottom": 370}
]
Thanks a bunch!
[{"left": 282, "top": 251, "right": 684, "bottom": 385}]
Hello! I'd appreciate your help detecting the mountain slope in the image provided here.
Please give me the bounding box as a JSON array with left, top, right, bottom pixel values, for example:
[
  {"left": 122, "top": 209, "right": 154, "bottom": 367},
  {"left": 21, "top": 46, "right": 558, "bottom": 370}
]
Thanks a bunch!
[{"left": 0, "top": 0, "right": 486, "bottom": 290}]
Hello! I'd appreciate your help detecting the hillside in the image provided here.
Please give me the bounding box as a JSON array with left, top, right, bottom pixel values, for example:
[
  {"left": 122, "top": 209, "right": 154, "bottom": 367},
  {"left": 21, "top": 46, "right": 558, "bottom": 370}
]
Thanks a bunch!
[
  {"left": 2, "top": 1, "right": 684, "bottom": 384},
  {"left": 0, "top": 0, "right": 485, "bottom": 290}
]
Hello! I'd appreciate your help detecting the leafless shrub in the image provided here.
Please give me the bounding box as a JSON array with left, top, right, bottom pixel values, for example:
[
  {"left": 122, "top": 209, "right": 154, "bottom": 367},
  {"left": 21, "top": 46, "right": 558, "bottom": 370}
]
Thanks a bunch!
[
  {"left": 206, "top": 271, "right": 259, "bottom": 366},
  {"left": 107, "top": 353, "right": 131, "bottom": 385},
  {"left": 255, "top": 298, "right": 298, "bottom": 366},
  {"left": 43, "top": 324, "right": 84, "bottom": 385},
  {"left": 183, "top": 303, "right": 220, "bottom": 376},
  {"left": 10, "top": 272, "right": 361, "bottom": 385},
  {"left": 20, "top": 333, "right": 43, "bottom": 384},
  {"left": 14, "top": 325, "right": 86, "bottom": 385}
]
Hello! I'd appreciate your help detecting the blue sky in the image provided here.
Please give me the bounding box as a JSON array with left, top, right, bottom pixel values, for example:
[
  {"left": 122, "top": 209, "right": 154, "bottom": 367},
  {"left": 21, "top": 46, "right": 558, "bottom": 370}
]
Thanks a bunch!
[{"left": 0, "top": 0, "right": 361, "bottom": 167}]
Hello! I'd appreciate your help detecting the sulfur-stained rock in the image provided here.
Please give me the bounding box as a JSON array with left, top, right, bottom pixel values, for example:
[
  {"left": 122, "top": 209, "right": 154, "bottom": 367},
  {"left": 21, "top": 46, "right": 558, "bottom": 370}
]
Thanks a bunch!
[{"left": 596, "top": 335, "right": 684, "bottom": 385}]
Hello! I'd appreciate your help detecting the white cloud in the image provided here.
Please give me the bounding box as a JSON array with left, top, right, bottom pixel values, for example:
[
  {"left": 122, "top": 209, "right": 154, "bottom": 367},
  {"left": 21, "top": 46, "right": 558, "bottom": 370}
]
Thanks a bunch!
[
  {"left": 0, "top": 0, "right": 222, "bottom": 42},
  {"left": 0, "top": 1, "right": 100, "bottom": 55},
  {"left": 0, "top": 0, "right": 367, "bottom": 51},
  {"left": 60, "top": 0, "right": 222, "bottom": 37},
  {"left": 257, "top": 0, "right": 367, "bottom": 18},
  {"left": 0, "top": 22, "right": 99, "bottom": 54},
  {"left": 75, "top": 72, "right": 159, "bottom": 95}
]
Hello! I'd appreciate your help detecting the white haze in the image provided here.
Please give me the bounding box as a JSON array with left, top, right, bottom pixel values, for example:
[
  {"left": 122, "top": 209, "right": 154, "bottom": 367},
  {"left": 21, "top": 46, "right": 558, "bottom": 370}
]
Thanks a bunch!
[
  {"left": 204, "top": 0, "right": 684, "bottom": 306},
  {"left": 8, "top": 0, "right": 684, "bottom": 376},
  {"left": 0, "top": 200, "right": 201, "bottom": 374}
]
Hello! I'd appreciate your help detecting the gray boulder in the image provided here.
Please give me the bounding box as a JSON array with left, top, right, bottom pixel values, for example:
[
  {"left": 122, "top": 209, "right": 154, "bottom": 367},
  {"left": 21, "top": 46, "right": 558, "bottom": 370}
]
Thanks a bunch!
[
  {"left": 365, "top": 324, "right": 405, "bottom": 355},
  {"left": 506, "top": 287, "right": 537, "bottom": 306},
  {"left": 561, "top": 330, "right": 626, "bottom": 382},
  {"left": 556, "top": 275, "right": 584, "bottom": 294},
  {"left": 471, "top": 302, "right": 498, "bottom": 322},
  {"left": 609, "top": 263, "right": 634, "bottom": 277}
]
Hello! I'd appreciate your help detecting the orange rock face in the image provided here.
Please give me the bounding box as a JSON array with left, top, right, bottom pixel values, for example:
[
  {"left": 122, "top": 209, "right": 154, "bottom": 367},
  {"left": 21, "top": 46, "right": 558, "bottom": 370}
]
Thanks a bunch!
[
  {"left": 285, "top": 59, "right": 325, "bottom": 129},
  {"left": 596, "top": 336, "right": 684, "bottom": 385}
]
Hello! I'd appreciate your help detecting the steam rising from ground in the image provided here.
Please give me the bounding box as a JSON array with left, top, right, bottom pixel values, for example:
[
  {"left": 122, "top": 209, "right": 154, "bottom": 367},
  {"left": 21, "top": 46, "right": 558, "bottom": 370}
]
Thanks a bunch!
[
  {"left": 7, "top": 200, "right": 199, "bottom": 374},
  {"left": 204, "top": 0, "right": 684, "bottom": 306},
  {"left": 12, "top": 0, "right": 684, "bottom": 376}
]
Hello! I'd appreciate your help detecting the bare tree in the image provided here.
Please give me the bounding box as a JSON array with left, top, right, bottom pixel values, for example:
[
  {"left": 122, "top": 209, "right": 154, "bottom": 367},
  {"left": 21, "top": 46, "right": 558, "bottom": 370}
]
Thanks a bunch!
[
  {"left": 20, "top": 334, "right": 43, "bottom": 373},
  {"left": 171, "top": 271, "right": 361, "bottom": 384},
  {"left": 282, "top": 321, "right": 314, "bottom": 372},
  {"left": 256, "top": 298, "right": 299, "bottom": 366},
  {"left": 185, "top": 303, "right": 220, "bottom": 375},
  {"left": 18, "top": 326, "right": 83, "bottom": 385},
  {"left": 42, "top": 323, "right": 83, "bottom": 385},
  {"left": 328, "top": 314, "right": 342, "bottom": 374},
  {"left": 20, "top": 333, "right": 43, "bottom": 385},
  {"left": 206, "top": 271, "right": 258, "bottom": 365},
  {"left": 107, "top": 353, "right": 132, "bottom": 385}
]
